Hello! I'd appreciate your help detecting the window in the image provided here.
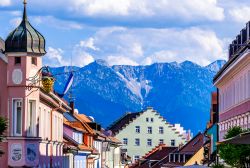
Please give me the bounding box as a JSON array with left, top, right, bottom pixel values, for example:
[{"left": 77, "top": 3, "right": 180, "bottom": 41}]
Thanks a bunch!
[
  {"left": 151, "top": 118, "right": 154, "bottom": 122},
  {"left": 13, "top": 99, "right": 22, "bottom": 136},
  {"left": 15, "top": 57, "right": 21, "bottom": 65},
  {"left": 39, "top": 107, "right": 42, "bottom": 138},
  {"left": 159, "top": 126, "right": 164, "bottom": 134},
  {"left": 147, "top": 127, "right": 152, "bottom": 134},
  {"left": 135, "top": 126, "right": 140, "bottom": 133},
  {"left": 123, "top": 138, "right": 128, "bottom": 145},
  {"left": 31, "top": 57, "right": 37, "bottom": 65},
  {"left": 27, "top": 100, "right": 36, "bottom": 137},
  {"left": 159, "top": 139, "right": 164, "bottom": 144},
  {"left": 147, "top": 139, "right": 152, "bottom": 146},
  {"left": 134, "top": 155, "right": 140, "bottom": 162},
  {"left": 48, "top": 111, "right": 51, "bottom": 140},
  {"left": 171, "top": 139, "right": 175, "bottom": 146},
  {"left": 146, "top": 118, "right": 149, "bottom": 122},
  {"left": 135, "top": 138, "right": 140, "bottom": 146}
]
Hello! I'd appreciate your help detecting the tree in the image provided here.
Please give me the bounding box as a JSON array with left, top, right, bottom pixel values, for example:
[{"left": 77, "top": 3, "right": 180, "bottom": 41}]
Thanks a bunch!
[
  {"left": 218, "top": 126, "right": 250, "bottom": 168},
  {"left": 0, "top": 116, "right": 7, "bottom": 155}
]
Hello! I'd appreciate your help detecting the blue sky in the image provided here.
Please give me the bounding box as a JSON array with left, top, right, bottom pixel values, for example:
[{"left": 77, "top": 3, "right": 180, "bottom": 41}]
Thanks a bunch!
[{"left": 0, "top": 0, "right": 249, "bottom": 67}]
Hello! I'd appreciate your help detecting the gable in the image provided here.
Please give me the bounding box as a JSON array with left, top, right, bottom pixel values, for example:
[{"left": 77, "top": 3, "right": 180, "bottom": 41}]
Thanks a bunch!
[{"left": 115, "top": 107, "right": 187, "bottom": 142}]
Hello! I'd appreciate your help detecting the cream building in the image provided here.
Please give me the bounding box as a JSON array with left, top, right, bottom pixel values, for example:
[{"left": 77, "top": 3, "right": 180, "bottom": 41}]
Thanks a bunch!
[{"left": 107, "top": 107, "right": 189, "bottom": 163}]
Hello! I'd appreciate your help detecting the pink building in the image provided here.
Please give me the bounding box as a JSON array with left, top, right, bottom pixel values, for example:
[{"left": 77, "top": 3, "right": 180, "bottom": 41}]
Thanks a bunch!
[
  {"left": 0, "top": 1, "right": 71, "bottom": 167},
  {"left": 214, "top": 21, "right": 250, "bottom": 141}
]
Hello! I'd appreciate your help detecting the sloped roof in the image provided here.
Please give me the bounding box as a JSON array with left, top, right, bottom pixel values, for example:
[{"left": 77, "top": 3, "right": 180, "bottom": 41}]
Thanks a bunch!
[
  {"left": 145, "top": 145, "right": 177, "bottom": 160},
  {"left": 178, "top": 132, "right": 204, "bottom": 154},
  {"left": 77, "top": 114, "right": 92, "bottom": 122},
  {"left": 107, "top": 111, "right": 143, "bottom": 134},
  {"left": 130, "top": 144, "right": 177, "bottom": 168},
  {"left": 74, "top": 113, "right": 95, "bottom": 135},
  {"left": 63, "top": 112, "right": 94, "bottom": 135},
  {"left": 142, "top": 133, "right": 204, "bottom": 168}
]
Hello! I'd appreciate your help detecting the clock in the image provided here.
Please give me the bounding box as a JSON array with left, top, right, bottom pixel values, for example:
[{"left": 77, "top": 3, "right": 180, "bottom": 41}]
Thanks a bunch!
[{"left": 12, "top": 69, "right": 23, "bottom": 85}]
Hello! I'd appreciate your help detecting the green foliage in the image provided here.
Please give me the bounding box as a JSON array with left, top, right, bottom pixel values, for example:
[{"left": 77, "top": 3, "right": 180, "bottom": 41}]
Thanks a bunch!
[
  {"left": 212, "top": 164, "right": 224, "bottom": 168},
  {"left": 218, "top": 126, "right": 250, "bottom": 168},
  {"left": 0, "top": 116, "right": 7, "bottom": 155},
  {"left": 224, "top": 126, "right": 243, "bottom": 139}
]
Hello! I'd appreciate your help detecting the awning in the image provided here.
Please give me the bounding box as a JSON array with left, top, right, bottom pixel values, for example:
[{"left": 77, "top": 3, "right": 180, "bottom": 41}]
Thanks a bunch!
[{"left": 218, "top": 131, "right": 250, "bottom": 145}]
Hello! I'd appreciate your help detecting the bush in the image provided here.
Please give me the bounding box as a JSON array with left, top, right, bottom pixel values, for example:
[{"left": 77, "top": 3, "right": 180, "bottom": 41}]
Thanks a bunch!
[
  {"left": 212, "top": 164, "right": 224, "bottom": 168},
  {"left": 218, "top": 126, "right": 250, "bottom": 168}
]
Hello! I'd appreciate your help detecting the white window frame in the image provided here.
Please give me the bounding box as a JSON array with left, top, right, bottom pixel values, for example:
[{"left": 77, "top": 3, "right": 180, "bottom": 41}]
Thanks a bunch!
[
  {"left": 171, "top": 139, "right": 175, "bottom": 146},
  {"left": 12, "top": 98, "right": 23, "bottom": 136},
  {"left": 135, "top": 126, "right": 140, "bottom": 133},
  {"left": 159, "top": 139, "right": 164, "bottom": 144},
  {"left": 27, "top": 99, "right": 37, "bottom": 137},
  {"left": 39, "top": 107, "right": 42, "bottom": 138},
  {"left": 123, "top": 138, "right": 128, "bottom": 145},
  {"left": 159, "top": 126, "right": 164, "bottom": 134},
  {"left": 147, "top": 139, "right": 152, "bottom": 146},
  {"left": 147, "top": 127, "right": 152, "bottom": 134},
  {"left": 135, "top": 138, "right": 140, "bottom": 146}
]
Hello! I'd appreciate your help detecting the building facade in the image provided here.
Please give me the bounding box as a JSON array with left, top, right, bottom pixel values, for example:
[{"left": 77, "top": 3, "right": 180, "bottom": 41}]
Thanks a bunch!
[
  {"left": 108, "top": 107, "right": 189, "bottom": 163},
  {"left": 0, "top": 1, "right": 70, "bottom": 167},
  {"left": 214, "top": 21, "right": 250, "bottom": 141}
]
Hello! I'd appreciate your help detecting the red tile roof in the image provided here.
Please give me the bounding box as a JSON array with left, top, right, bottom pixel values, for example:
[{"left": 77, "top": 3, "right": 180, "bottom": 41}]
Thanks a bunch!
[
  {"left": 130, "top": 133, "right": 204, "bottom": 168},
  {"left": 130, "top": 145, "right": 177, "bottom": 168}
]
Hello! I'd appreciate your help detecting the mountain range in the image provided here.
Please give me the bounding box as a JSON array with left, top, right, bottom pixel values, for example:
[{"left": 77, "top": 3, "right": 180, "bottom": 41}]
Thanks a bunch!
[{"left": 51, "top": 59, "right": 226, "bottom": 133}]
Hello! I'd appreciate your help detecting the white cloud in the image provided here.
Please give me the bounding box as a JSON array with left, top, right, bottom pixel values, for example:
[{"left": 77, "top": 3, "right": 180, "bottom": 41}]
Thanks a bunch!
[
  {"left": 11, "top": 0, "right": 224, "bottom": 23},
  {"left": 45, "top": 45, "right": 94, "bottom": 67},
  {"left": 70, "top": 0, "right": 224, "bottom": 21},
  {"left": 46, "top": 47, "right": 69, "bottom": 67},
  {"left": 43, "top": 26, "right": 227, "bottom": 67},
  {"left": 0, "top": 0, "right": 11, "bottom": 6},
  {"left": 107, "top": 56, "right": 138, "bottom": 66},
  {"left": 78, "top": 38, "right": 99, "bottom": 51},
  {"left": 82, "top": 27, "right": 227, "bottom": 66},
  {"left": 229, "top": 7, "right": 250, "bottom": 23},
  {"left": 72, "top": 51, "right": 95, "bottom": 67}
]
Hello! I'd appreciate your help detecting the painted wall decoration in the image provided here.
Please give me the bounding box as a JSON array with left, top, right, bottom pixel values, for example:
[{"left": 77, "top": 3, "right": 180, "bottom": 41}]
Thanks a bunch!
[
  {"left": 11, "top": 143, "right": 22, "bottom": 161},
  {"left": 26, "top": 143, "right": 37, "bottom": 162}
]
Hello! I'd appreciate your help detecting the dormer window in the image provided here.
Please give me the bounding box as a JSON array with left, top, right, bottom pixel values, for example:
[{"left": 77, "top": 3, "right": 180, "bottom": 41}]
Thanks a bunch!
[
  {"left": 31, "top": 57, "right": 37, "bottom": 65},
  {"left": 15, "top": 57, "right": 21, "bottom": 65}
]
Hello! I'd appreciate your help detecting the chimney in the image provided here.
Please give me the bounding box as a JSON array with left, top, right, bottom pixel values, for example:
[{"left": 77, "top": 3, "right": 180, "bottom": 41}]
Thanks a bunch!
[{"left": 70, "top": 101, "right": 74, "bottom": 114}]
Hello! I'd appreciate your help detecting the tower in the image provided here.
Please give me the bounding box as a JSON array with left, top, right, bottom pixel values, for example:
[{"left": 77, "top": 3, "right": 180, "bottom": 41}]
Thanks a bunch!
[{"left": 3, "top": 0, "right": 46, "bottom": 167}]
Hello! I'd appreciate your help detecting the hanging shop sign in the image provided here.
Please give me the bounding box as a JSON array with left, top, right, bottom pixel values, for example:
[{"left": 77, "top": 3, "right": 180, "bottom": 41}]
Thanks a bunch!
[
  {"left": 26, "top": 143, "right": 37, "bottom": 162},
  {"left": 11, "top": 144, "right": 22, "bottom": 161}
]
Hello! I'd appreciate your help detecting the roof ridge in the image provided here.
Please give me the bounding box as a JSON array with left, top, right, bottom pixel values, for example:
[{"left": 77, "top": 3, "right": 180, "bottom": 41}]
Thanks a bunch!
[
  {"left": 151, "top": 147, "right": 179, "bottom": 168},
  {"left": 73, "top": 113, "right": 95, "bottom": 134},
  {"left": 154, "top": 110, "right": 188, "bottom": 140},
  {"left": 107, "top": 112, "right": 131, "bottom": 130},
  {"left": 107, "top": 111, "right": 144, "bottom": 134},
  {"left": 178, "top": 132, "right": 203, "bottom": 152},
  {"left": 143, "top": 143, "right": 166, "bottom": 158}
]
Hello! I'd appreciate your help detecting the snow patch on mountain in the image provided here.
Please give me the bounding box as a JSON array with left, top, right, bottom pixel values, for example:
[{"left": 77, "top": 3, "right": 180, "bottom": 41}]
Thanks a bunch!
[{"left": 115, "top": 71, "right": 152, "bottom": 101}]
